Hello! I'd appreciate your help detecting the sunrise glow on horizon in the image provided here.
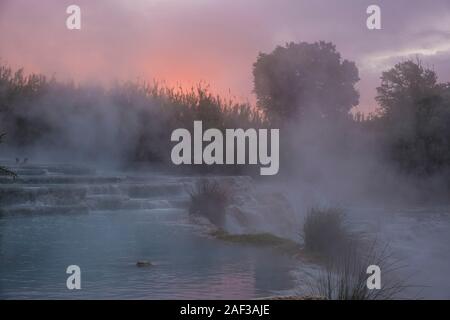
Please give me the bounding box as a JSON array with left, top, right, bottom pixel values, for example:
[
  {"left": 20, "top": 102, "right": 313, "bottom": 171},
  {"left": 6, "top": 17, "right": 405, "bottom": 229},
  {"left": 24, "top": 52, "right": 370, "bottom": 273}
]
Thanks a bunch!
[{"left": 1, "top": 0, "right": 450, "bottom": 111}]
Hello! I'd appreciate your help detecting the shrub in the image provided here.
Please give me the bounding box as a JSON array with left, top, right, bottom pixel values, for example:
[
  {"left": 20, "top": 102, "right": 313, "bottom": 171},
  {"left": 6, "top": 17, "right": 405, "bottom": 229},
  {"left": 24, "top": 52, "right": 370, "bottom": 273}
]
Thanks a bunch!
[
  {"left": 308, "top": 242, "right": 408, "bottom": 300},
  {"left": 188, "top": 180, "right": 230, "bottom": 227},
  {"left": 301, "top": 208, "right": 411, "bottom": 299},
  {"left": 302, "top": 207, "right": 349, "bottom": 257}
]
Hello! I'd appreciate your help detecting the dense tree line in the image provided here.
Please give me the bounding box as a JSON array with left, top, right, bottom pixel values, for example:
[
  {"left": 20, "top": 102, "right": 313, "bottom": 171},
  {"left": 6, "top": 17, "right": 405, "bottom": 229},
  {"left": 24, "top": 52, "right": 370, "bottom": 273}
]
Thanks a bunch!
[
  {"left": 1, "top": 41, "right": 450, "bottom": 182},
  {"left": 253, "top": 42, "right": 450, "bottom": 180},
  {"left": 0, "top": 66, "right": 264, "bottom": 170}
]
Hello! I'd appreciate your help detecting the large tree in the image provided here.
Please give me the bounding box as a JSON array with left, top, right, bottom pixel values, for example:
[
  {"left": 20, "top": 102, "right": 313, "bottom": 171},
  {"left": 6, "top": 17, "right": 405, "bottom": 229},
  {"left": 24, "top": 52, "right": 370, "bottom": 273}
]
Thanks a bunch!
[
  {"left": 252, "top": 41, "right": 359, "bottom": 124},
  {"left": 376, "top": 60, "right": 441, "bottom": 121},
  {"left": 376, "top": 60, "right": 450, "bottom": 175}
]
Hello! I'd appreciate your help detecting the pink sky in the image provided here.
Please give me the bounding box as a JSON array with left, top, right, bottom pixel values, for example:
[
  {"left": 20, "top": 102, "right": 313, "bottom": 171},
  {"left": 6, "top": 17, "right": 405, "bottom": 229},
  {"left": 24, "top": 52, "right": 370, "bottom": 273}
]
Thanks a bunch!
[{"left": 1, "top": 0, "right": 450, "bottom": 112}]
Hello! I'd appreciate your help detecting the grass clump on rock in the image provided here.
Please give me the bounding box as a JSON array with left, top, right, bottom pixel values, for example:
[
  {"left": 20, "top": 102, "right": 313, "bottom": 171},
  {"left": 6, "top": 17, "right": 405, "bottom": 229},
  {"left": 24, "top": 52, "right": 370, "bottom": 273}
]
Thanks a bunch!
[
  {"left": 188, "top": 180, "right": 230, "bottom": 227},
  {"left": 210, "top": 229, "right": 300, "bottom": 254},
  {"left": 308, "top": 242, "right": 408, "bottom": 300},
  {"left": 301, "top": 207, "right": 410, "bottom": 300},
  {"left": 302, "top": 207, "right": 350, "bottom": 258}
]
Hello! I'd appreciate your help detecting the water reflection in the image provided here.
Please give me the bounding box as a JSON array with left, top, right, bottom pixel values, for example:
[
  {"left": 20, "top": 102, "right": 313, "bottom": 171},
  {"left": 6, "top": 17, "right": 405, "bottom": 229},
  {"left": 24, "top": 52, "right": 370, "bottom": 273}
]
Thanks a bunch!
[{"left": 0, "top": 209, "right": 296, "bottom": 299}]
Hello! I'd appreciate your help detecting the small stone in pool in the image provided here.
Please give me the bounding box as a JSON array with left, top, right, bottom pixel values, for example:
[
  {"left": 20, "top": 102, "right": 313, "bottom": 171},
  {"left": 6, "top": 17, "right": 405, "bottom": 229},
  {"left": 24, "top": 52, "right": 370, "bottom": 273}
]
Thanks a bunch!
[{"left": 136, "top": 261, "right": 152, "bottom": 267}]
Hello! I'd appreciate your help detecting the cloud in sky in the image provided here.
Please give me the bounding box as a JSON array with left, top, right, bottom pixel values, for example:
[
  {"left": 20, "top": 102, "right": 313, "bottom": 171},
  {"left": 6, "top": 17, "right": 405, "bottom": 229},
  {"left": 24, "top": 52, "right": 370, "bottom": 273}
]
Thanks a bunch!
[{"left": 1, "top": 0, "right": 450, "bottom": 111}]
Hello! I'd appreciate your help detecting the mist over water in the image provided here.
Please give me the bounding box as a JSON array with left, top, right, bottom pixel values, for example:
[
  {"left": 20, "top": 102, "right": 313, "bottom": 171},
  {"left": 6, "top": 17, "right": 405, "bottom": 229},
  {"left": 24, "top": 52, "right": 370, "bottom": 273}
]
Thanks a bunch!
[
  {"left": 1, "top": 1, "right": 450, "bottom": 300},
  {"left": 1, "top": 60, "right": 449, "bottom": 299}
]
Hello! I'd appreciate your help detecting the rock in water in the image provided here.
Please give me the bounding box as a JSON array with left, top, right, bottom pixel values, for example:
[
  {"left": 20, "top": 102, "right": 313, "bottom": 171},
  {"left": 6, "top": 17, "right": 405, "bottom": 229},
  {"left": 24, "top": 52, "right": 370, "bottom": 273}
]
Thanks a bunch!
[{"left": 136, "top": 260, "right": 152, "bottom": 267}]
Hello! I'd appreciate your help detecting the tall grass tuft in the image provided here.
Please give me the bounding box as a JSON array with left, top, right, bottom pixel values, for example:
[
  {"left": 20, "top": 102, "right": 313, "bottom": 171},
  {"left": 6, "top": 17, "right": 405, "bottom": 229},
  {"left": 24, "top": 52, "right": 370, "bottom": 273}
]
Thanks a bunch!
[
  {"left": 301, "top": 207, "right": 411, "bottom": 300},
  {"left": 309, "top": 242, "right": 409, "bottom": 300},
  {"left": 188, "top": 180, "right": 231, "bottom": 227},
  {"left": 302, "top": 207, "right": 350, "bottom": 258}
]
